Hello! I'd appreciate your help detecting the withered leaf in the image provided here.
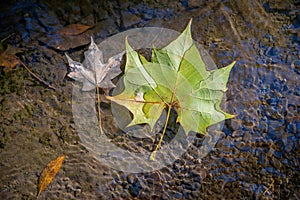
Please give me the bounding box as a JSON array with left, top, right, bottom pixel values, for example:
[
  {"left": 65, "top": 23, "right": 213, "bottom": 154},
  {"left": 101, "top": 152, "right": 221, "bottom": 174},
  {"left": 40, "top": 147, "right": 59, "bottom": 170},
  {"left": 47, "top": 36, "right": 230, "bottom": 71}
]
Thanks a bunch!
[
  {"left": 66, "top": 37, "right": 124, "bottom": 91},
  {"left": 57, "top": 24, "right": 93, "bottom": 36},
  {"left": 37, "top": 155, "right": 65, "bottom": 197},
  {"left": 0, "top": 45, "right": 22, "bottom": 73}
]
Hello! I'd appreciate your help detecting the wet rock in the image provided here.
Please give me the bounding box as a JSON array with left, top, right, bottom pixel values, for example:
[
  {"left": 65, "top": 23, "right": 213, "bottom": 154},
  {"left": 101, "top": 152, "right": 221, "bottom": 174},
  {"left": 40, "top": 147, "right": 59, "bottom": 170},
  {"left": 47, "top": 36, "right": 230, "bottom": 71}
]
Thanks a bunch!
[
  {"left": 231, "top": 130, "right": 243, "bottom": 138},
  {"left": 122, "top": 11, "right": 141, "bottom": 28},
  {"left": 128, "top": 179, "right": 143, "bottom": 197},
  {"left": 93, "top": 18, "right": 119, "bottom": 38},
  {"left": 230, "top": 118, "right": 242, "bottom": 131},
  {"left": 38, "top": 33, "right": 91, "bottom": 51},
  {"left": 79, "top": 14, "right": 95, "bottom": 26},
  {"left": 188, "top": 0, "right": 201, "bottom": 8},
  {"left": 36, "top": 9, "right": 63, "bottom": 32},
  {"left": 263, "top": 0, "right": 295, "bottom": 13},
  {"left": 126, "top": 174, "right": 135, "bottom": 184}
]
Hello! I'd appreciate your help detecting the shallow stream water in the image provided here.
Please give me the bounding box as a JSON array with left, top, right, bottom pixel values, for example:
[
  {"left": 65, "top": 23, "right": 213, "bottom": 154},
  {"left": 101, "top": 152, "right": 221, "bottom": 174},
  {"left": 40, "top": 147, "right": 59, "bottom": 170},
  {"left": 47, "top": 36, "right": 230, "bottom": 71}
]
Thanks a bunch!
[{"left": 0, "top": 0, "right": 299, "bottom": 199}]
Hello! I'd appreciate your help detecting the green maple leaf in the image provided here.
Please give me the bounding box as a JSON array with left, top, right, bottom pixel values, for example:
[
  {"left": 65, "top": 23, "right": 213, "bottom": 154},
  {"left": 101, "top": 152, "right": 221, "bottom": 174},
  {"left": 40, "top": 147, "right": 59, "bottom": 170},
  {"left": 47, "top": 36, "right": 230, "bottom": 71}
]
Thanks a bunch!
[{"left": 107, "top": 19, "right": 236, "bottom": 160}]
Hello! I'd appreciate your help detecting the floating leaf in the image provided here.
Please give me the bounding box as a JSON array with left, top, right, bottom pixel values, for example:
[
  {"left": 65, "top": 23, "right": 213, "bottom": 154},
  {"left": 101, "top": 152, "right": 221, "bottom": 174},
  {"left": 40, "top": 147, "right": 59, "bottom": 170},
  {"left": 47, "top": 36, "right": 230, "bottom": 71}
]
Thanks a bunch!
[
  {"left": 107, "top": 19, "right": 236, "bottom": 160},
  {"left": 66, "top": 37, "right": 124, "bottom": 91},
  {"left": 37, "top": 155, "right": 65, "bottom": 197},
  {"left": 66, "top": 37, "right": 124, "bottom": 134},
  {"left": 57, "top": 24, "right": 93, "bottom": 36},
  {"left": 0, "top": 44, "right": 22, "bottom": 72}
]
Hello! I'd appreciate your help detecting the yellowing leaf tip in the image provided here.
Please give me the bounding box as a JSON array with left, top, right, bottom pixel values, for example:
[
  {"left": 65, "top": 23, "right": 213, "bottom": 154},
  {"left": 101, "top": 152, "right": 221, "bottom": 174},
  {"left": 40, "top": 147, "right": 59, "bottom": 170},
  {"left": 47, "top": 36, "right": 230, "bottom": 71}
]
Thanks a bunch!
[
  {"left": 185, "top": 18, "right": 193, "bottom": 33},
  {"left": 188, "top": 18, "right": 193, "bottom": 27}
]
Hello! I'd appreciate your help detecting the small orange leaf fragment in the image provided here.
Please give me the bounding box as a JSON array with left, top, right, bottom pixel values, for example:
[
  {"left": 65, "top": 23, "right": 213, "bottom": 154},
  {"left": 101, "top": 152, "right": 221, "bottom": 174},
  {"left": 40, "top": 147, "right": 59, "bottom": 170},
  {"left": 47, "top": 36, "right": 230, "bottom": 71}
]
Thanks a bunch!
[
  {"left": 37, "top": 155, "right": 65, "bottom": 197},
  {"left": 0, "top": 45, "right": 22, "bottom": 73},
  {"left": 57, "top": 24, "right": 92, "bottom": 36}
]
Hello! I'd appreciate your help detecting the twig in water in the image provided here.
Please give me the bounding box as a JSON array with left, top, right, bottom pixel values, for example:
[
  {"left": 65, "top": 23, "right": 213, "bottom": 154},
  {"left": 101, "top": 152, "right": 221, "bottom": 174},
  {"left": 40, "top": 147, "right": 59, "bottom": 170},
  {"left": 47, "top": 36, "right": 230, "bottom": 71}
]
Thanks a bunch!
[
  {"left": 263, "top": 178, "right": 274, "bottom": 196},
  {"left": 1, "top": 33, "right": 15, "bottom": 42},
  {"left": 19, "top": 60, "right": 57, "bottom": 91}
]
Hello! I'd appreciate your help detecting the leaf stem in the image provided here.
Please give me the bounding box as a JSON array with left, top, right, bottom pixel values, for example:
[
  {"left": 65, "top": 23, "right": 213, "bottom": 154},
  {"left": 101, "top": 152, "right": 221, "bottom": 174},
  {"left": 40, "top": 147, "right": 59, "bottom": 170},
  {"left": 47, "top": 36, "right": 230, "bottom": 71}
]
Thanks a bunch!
[
  {"left": 95, "top": 84, "right": 103, "bottom": 135},
  {"left": 150, "top": 62, "right": 179, "bottom": 160},
  {"left": 149, "top": 104, "right": 172, "bottom": 161}
]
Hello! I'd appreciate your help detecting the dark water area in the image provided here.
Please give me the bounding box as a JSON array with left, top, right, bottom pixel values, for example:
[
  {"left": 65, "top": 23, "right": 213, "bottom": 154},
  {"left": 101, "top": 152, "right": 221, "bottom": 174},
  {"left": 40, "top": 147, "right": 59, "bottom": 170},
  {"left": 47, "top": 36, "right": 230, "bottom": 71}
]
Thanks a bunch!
[{"left": 0, "top": 0, "right": 299, "bottom": 199}]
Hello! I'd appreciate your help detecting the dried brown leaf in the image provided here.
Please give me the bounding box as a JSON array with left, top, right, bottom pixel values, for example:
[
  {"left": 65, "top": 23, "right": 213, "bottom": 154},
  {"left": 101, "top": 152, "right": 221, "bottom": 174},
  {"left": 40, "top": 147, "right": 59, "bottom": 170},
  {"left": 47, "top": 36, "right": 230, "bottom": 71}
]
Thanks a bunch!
[
  {"left": 37, "top": 155, "right": 65, "bottom": 197},
  {"left": 0, "top": 45, "right": 22, "bottom": 72},
  {"left": 57, "top": 24, "right": 92, "bottom": 36}
]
